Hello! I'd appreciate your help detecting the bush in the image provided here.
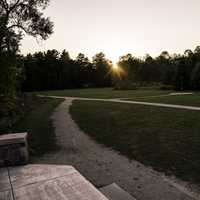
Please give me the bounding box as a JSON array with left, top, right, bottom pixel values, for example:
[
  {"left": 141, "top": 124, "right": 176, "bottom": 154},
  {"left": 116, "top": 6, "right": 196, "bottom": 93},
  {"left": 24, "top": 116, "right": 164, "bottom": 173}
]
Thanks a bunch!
[
  {"left": 0, "top": 94, "right": 36, "bottom": 134},
  {"left": 160, "top": 84, "right": 174, "bottom": 90},
  {"left": 191, "top": 62, "right": 200, "bottom": 90},
  {"left": 0, "top": 51, "right": 18, "bottom": 133},
  {"left": 114, "top": 80, "right": 138, "bottom": 90}
]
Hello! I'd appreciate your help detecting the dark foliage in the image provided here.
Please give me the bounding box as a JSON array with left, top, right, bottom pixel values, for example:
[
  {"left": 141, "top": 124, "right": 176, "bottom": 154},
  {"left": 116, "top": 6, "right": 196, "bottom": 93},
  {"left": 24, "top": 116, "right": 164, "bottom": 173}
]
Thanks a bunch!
[
  {"left": 0, "top": 0, "right": 53, "bottom": 132},
  {"left": 22, "top": 50, "right": 112, "bottom": 91},
  {"left": 21, "top": 46, "right": 200, "bottom": 92},
  {"left": 118, "top": 47, "right": 200, "bottom": 90}
]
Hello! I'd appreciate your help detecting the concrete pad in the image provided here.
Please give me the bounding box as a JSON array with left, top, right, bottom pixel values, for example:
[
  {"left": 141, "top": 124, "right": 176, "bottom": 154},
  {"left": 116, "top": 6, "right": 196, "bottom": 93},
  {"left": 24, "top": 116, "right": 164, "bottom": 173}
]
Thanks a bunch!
[
  {"left": 0, "top": 132, "right": 28, "bottom": 166},
  {"left": 0, "top": 133, "right": 27, "bottom": 146},
  {"left": 14, "top": 171, "right": 107, "bottom": 200},
  {"left": 0, "top": 167, "right": 11, "bottom": 192},
  {"left": 9, "top": 164, "right": 76, "bottom": 189},
  {"left": 100, "top": 183, "right": 137, "bottom": 200},
  {"left": 0, "top": 164, "right": 108, "bottom": 200},
  {"left": 0, "top": 190, "right": 13, "bottom": 200}
]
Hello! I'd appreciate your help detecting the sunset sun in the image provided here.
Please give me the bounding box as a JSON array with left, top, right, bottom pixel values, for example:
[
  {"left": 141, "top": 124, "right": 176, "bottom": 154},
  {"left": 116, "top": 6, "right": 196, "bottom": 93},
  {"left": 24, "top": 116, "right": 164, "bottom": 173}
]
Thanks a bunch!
[{"left": 112, "top": 63, "right": 119, "bottom": 70}]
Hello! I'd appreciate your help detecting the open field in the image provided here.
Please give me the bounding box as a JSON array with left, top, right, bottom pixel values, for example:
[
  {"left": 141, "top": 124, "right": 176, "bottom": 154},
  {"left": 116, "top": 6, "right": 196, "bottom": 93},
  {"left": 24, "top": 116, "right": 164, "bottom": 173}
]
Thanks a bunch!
[
  {"left": 34, "top": 88, "right": 170, "bottom": 99},
  {"left": 35, "top": 88, "right": 200, "bottom": 107},
  {"left": 14, "top": 96, "right": 63, "bottom": 157},
  {"left": 70, "top": 100, "right": 200, "bottom": 185}
]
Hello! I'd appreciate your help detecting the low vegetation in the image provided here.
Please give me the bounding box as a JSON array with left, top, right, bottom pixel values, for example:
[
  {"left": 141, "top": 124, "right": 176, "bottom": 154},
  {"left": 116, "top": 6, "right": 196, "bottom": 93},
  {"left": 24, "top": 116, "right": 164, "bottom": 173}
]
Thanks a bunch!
[
  {"left": 13, "top": 96, "right": 63, "bottom": 157},
  {"left": 70, "top": 100, "right": 200, "bottom": 185}
]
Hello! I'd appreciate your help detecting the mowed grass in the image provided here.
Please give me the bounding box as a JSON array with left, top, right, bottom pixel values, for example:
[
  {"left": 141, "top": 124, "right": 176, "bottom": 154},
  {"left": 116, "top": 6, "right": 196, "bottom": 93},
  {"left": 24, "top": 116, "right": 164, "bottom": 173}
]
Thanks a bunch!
[
  {"left": 34, "top": 88, "right": 200, "bottom": 106},
  {"left": 35, "top": 88, "right": 200, "bottom": 107},
  {"left": 127, "top": 93, "right": 200, "bottom": 107},
  {"left": 14, "top": 96, "right": 63, "bottom": 157},
  {"left": 34, "top": 88, "right": 170, "bottom": 99},
  {"left": 70, "top": 100, "right": 200, "bottom": 184}
]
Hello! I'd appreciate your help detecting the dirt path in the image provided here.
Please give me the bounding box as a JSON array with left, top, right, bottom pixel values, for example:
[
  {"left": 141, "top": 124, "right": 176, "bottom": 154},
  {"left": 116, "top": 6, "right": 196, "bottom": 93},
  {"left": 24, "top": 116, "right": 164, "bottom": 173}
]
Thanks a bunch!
[
  {"left": 116, "top": 92, "right": 194, "bottom": 100},
  {"left": 39, "top": 95, "right": 200, "bottom": 111},
  {"left": 33, "top": 98, "right": 199, "bottom": 200}
]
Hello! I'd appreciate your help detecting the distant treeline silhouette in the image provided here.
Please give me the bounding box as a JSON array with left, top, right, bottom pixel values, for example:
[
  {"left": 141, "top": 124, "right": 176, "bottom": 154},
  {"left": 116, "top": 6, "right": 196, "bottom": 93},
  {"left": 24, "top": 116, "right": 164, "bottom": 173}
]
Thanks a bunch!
[
  {"left": 118, "top": 46, "right": 200, "bottom": 90},
  {"left": 22, "top": 46, "right": 200, "bottom": 91},
  {"left": 22, "top": 50, "right": 112, "bottom": 91}
]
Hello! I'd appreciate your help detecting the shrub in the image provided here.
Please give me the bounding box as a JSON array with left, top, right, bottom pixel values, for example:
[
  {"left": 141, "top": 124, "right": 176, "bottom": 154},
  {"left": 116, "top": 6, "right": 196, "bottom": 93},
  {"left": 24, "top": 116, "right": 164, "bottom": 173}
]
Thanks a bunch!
[
  {"left": 160, "top": 84, "right": 174, "bottom": 90},
  {"left": 114, "top": 80, "right": 138, "bottom": 90}
]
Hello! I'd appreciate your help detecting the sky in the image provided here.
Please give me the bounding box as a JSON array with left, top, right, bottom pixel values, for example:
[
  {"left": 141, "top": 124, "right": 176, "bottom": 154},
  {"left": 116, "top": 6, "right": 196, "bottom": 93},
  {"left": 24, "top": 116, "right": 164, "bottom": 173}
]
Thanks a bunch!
[{"left": 21, "top": 0, "right": 200, "bottom": 62}]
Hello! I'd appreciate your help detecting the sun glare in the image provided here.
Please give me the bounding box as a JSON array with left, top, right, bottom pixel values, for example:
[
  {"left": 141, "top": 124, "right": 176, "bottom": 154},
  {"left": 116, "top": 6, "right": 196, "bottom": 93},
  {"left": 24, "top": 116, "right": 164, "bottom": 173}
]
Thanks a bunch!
[{"left": 112, "top": 63, "right": 119, "bottom": 70}]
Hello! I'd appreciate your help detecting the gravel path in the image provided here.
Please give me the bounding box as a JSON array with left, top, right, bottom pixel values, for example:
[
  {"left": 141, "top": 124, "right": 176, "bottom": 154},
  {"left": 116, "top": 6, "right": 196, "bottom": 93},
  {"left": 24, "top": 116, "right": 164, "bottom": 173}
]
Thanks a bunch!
[
  {"left": 34, "top": 98, "right": 199, "bottom": 200},
  {"left": 39, "top": 95, "right": 200, "bottom": 111}
]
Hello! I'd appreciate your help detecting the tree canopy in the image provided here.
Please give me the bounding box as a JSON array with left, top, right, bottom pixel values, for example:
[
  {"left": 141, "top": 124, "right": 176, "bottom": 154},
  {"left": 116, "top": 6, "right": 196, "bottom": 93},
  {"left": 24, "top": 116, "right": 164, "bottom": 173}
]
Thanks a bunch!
[
  {"left": 22, "top": 51, "right": 112, "bottom": 91},
  {"left": 0, "top": 0, "right": 53, "bottom": 51},
  {"left": 0, "top": 0, "right": 53, "bottom": 132}
]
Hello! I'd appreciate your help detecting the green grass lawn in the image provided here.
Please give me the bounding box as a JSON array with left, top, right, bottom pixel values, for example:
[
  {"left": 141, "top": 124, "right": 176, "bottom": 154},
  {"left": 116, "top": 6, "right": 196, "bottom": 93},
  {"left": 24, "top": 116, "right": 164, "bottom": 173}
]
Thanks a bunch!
[
  {"left": 127, "top": 93, "right": 200, "bottom": 107},
  {"left": 35, "top": 87, "right": 200, "bottom": 107},
  {"left": 14, "top": 96, "right": 63, "bottom": 158},
  {"left": 34, "top": 88, "right": 170, "bottom": 99},
  {"left": 70, "top": 100, "right": 200, "bottom": 185}
]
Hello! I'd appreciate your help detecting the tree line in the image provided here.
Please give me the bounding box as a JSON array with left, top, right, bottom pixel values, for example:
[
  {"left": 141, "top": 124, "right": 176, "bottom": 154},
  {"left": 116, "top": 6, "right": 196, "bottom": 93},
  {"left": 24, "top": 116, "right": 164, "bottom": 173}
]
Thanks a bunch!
[
  {"left": 118, "top": 47, "right": 200, "bottom": 90},
  {"left": 22, "top": 50, "right": 112, "bottom": 91},
  {"left": 21, "top": 46, "right": 200, "bottom": 92}
]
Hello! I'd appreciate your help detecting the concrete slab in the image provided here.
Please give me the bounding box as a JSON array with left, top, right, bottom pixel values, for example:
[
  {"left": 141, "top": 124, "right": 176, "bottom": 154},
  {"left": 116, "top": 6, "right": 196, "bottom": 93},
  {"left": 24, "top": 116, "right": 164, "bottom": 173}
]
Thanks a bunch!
[
  {"left": 0, "top": 133, "right": 27, "bottom": 146},
  {"left": 9, "top": 164, "right": 75, "bottom": 189},
  {"left": 0, "top": 133, "right": 28, "bottom": 166},
  {"left": 100, "top": 183, "right": 137, "bottom": 200},
  {"left": 0, "top": 167, "right": 11, "bottom": 192},
  {"left": 0, "top": 190, "right": 13, "bottom": 200},
  {"left": 14, "top": 171, "right": 107, "bottom": 200},
  {"left": 0, "top": 164, "right": 108, "bottom": 200}
]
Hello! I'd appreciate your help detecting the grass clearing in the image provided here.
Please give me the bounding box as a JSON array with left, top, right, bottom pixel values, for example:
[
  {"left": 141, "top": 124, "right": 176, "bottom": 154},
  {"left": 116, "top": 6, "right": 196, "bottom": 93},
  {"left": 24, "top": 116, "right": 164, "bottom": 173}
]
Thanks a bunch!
[
  {"left": 14, "top": 96, "right": 63, "bottom": 158},
  {"left": 34, "top": 88, "right": 170, "bottom": 99},
  {"left": 35, "top": 88, "right": 200, "bottom": 107},
  {"left": 70, "top": 100, "right": 200, "bottom": 185}
]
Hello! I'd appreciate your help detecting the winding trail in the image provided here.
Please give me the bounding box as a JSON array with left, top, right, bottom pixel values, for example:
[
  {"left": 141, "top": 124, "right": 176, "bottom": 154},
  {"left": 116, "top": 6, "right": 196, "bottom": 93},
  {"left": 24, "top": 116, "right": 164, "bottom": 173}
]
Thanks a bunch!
[
  {"left": 33, "top": 97, "right": 200, "bottom": 200},
  {"left": 39, "top": 95, "right": 200, "bottom": 111}
]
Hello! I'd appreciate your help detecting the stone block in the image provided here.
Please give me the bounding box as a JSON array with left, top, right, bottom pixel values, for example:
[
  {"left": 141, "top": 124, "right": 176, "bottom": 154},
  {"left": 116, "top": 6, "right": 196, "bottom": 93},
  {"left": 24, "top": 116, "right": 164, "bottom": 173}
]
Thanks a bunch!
[{"left": 0, "top": 133, "right": 28, "bottom": 167}]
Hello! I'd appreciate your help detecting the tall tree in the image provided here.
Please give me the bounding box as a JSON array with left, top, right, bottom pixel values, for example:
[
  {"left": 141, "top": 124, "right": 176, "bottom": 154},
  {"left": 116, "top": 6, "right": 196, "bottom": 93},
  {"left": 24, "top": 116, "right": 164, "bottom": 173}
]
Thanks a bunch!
[
  {"left": 0, "top": 0, "right": 53, "bottom": 50},
  {"left": 191, "top": 62, "right": 200, "bottom": 90},
  {"left": 155, "top": 51, "right": 173, "bottom": 85},
  {"left": 76, "top": 53, "right": 95, "bottom": 87},
  {"left": 0, "top": 0, "right": 53, "bottom": 132},
  {"left": 92, "top": 52, "right": 111, "bottom": 87}
]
